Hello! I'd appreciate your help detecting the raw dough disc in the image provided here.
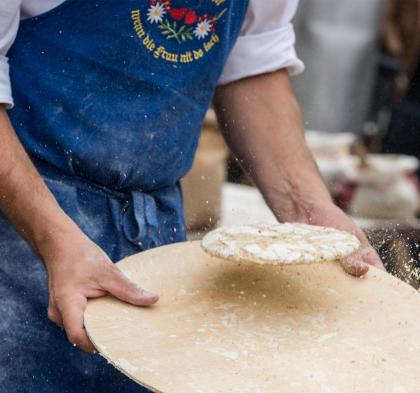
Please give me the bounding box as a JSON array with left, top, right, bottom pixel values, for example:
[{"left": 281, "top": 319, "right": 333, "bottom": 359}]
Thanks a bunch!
[
  {"left": 84, "top": 241, "right": 420, "bottom": 393},
  {"left": 201, "top": 223, "right": 360, "bottom": 265}
]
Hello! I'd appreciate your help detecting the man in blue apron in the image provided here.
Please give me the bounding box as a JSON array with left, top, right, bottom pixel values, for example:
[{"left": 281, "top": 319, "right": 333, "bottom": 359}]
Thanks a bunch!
[{"left": 0, "top": 0, "right": 384, "bottom": 391}]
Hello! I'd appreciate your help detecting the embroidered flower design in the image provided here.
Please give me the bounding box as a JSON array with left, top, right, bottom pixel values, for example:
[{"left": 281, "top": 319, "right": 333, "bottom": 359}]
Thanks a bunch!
[
  {"left": 147, "top": 1, "right": 227, "bottom": 44},
  {"left": 194, "top": 19, "right": 212, "bottom": 39},
  {"left": 147, "top": 2, "right": 167, "bottom": 24}
]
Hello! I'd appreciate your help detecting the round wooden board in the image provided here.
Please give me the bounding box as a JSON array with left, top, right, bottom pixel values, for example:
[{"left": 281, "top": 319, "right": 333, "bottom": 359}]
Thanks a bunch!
[{"left": 85, "top": 241, "right": 420, "bottom": 393}]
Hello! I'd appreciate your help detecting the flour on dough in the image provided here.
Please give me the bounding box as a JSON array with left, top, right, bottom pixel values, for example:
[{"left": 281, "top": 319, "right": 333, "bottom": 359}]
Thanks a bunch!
[{"left": 201, "top": 223, "right": 360, "bottom": 265}]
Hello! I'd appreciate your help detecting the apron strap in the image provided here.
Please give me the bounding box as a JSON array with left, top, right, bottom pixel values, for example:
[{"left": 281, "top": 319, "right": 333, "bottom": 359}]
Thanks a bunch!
[
  {"left": 122, "top": 191, "right": 161, "bottom": 249},
  {"left": 33, "top": 157, "right": 184, "bottom": 249}
]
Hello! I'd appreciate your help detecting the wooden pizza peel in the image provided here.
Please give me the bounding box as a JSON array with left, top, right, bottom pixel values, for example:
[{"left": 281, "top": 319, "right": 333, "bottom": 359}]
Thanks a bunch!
[{"left": 85, "top": 241, "right": 420, "bottom": 392}]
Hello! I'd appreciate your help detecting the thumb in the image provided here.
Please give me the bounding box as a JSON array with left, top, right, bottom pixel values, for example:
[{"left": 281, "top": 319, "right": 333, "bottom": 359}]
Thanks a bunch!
[
  {"left": 354, "top": 229, "right": 386, "bottom": 271},
  {"left": 340, "top": 251, "right": 370, "bottom": 277},
  {"left": 340, "top": 244, "right": 385, "bottom": 277},
  {"left": 102, "top": 265, "right": 159, "bottom": 306},
  {"left": 361, "top": 247, "right": 386, "bottom": 271}
]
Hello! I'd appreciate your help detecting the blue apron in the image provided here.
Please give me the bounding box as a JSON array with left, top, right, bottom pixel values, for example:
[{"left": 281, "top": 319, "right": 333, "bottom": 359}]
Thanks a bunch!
[{"left": 1, "top": 0, "right": 249, "bottom": 391}]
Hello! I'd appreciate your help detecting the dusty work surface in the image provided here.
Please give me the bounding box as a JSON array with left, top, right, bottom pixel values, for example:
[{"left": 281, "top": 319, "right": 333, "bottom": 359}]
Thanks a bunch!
[{"left": 85, "top": 241, "right": 420, "bottom": 393}]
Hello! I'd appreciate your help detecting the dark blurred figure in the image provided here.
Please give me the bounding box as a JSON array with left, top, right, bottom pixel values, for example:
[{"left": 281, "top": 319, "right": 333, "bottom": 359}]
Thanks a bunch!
[{"left": 381, "top": 0, "right": 420, "bottom": 175}]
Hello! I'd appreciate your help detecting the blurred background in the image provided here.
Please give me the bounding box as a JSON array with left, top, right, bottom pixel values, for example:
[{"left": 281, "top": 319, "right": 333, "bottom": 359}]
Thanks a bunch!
[{"left": 182, "top": 0, "right": 420, "bottom": 289}]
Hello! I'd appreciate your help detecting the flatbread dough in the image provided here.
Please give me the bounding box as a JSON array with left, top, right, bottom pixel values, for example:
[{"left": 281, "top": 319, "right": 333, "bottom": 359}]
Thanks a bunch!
[{"left": 201, "top": 223, "right": 360, "bottom": 265}]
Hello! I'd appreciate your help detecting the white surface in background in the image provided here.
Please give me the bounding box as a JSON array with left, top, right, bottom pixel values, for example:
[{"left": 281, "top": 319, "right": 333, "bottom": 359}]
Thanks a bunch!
[
  {"left": 191, "top": 183, "right": 419, "bottom": 289},
  {"left": 220, "top": 183, "right": 276, "bottom": 226},
  {"left": 221, "top": 183, "right": 420, "bottom": 232}
]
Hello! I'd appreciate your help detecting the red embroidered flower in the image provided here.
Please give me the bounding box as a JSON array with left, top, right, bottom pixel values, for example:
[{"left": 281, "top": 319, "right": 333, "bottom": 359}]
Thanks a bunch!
[
  {"left": 147, "top": 2, "right": 227, "bottom": 44},
  {"left": 170, "top": 7, "right": 188, "bottom": 21},
  {"left": 185, "top": 10, "right": 199, "bottom": 25}
]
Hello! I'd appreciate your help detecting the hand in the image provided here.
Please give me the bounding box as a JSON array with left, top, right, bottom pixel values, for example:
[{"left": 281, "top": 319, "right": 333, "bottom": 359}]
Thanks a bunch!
[
  {"left": 40, "top": 229, "right": 159, "bottom": 353},
  {"left": 300, "top": 202, "right": 386, "bottom": 276},
  {"left": 213, "top": 70, "right": 384, "bottom": 276},
  {"left": 0, "top": 107, "right": 159, "bottom": 352}
]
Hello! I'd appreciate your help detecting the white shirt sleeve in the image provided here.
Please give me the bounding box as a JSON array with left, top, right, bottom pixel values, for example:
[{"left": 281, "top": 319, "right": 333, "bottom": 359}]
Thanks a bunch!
[
  {"left": 219, "top": 0, "right": 304, "bottom": 85},
  {"left": 0, "top": 0, "right": 22, "bottom": 108}
]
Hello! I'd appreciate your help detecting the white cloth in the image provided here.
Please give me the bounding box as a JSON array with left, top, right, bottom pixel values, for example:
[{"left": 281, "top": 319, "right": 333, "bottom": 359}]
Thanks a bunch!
[{"left": 0, "top": 0, "right": 304, "bottom": 107}]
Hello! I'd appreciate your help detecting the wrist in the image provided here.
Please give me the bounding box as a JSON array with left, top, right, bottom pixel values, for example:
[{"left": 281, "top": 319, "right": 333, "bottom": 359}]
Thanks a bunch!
[
  {"left": 273, "top": 197, "right": 334, "bottom": 223},
  {"left": 266, "top": 179, "right": 333, "bottom": 223},
  {"left": 30, "top": 212, "right": 85, "bottom": 260}
]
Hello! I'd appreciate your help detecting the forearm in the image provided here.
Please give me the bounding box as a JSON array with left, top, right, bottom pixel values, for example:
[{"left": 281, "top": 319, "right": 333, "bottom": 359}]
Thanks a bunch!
[
  {"left": 214, "top": 70, "right": 332, "bottom": 222},
  {"left": 0, "top": 106, "right": 159, "bottom": 352},
  {"left": 0, "top": 106, "right": 79, "bottom": 255}
]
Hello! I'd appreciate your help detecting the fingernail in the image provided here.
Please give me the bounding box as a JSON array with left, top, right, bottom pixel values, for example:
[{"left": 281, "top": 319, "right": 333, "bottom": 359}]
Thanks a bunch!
[
  {"left": 141, "top": 289, "right": 159, "bottom": 300},
  {"left": 350, "top": 262, "right": 369, "bottom": 277}
]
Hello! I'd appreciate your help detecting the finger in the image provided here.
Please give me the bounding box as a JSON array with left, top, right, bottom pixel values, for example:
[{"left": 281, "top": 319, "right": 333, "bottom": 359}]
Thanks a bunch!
[
  {"left": 353, "top": 229, "right": 386, "bottom": 272},
  {"left": 102, "top": 266, "right": 159, "bottom": 306},
  {"left": 361, "top": 248, "right": 386, "bottom": 271},
  {"left": 58, "top": 295, "right": 96, "bottom": 353},
  {"left": 47, "top": 305, "right": 64, "bottom": 329},
  {"left": 340, "top": 251, "right": 369, "bottom": 277}
]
